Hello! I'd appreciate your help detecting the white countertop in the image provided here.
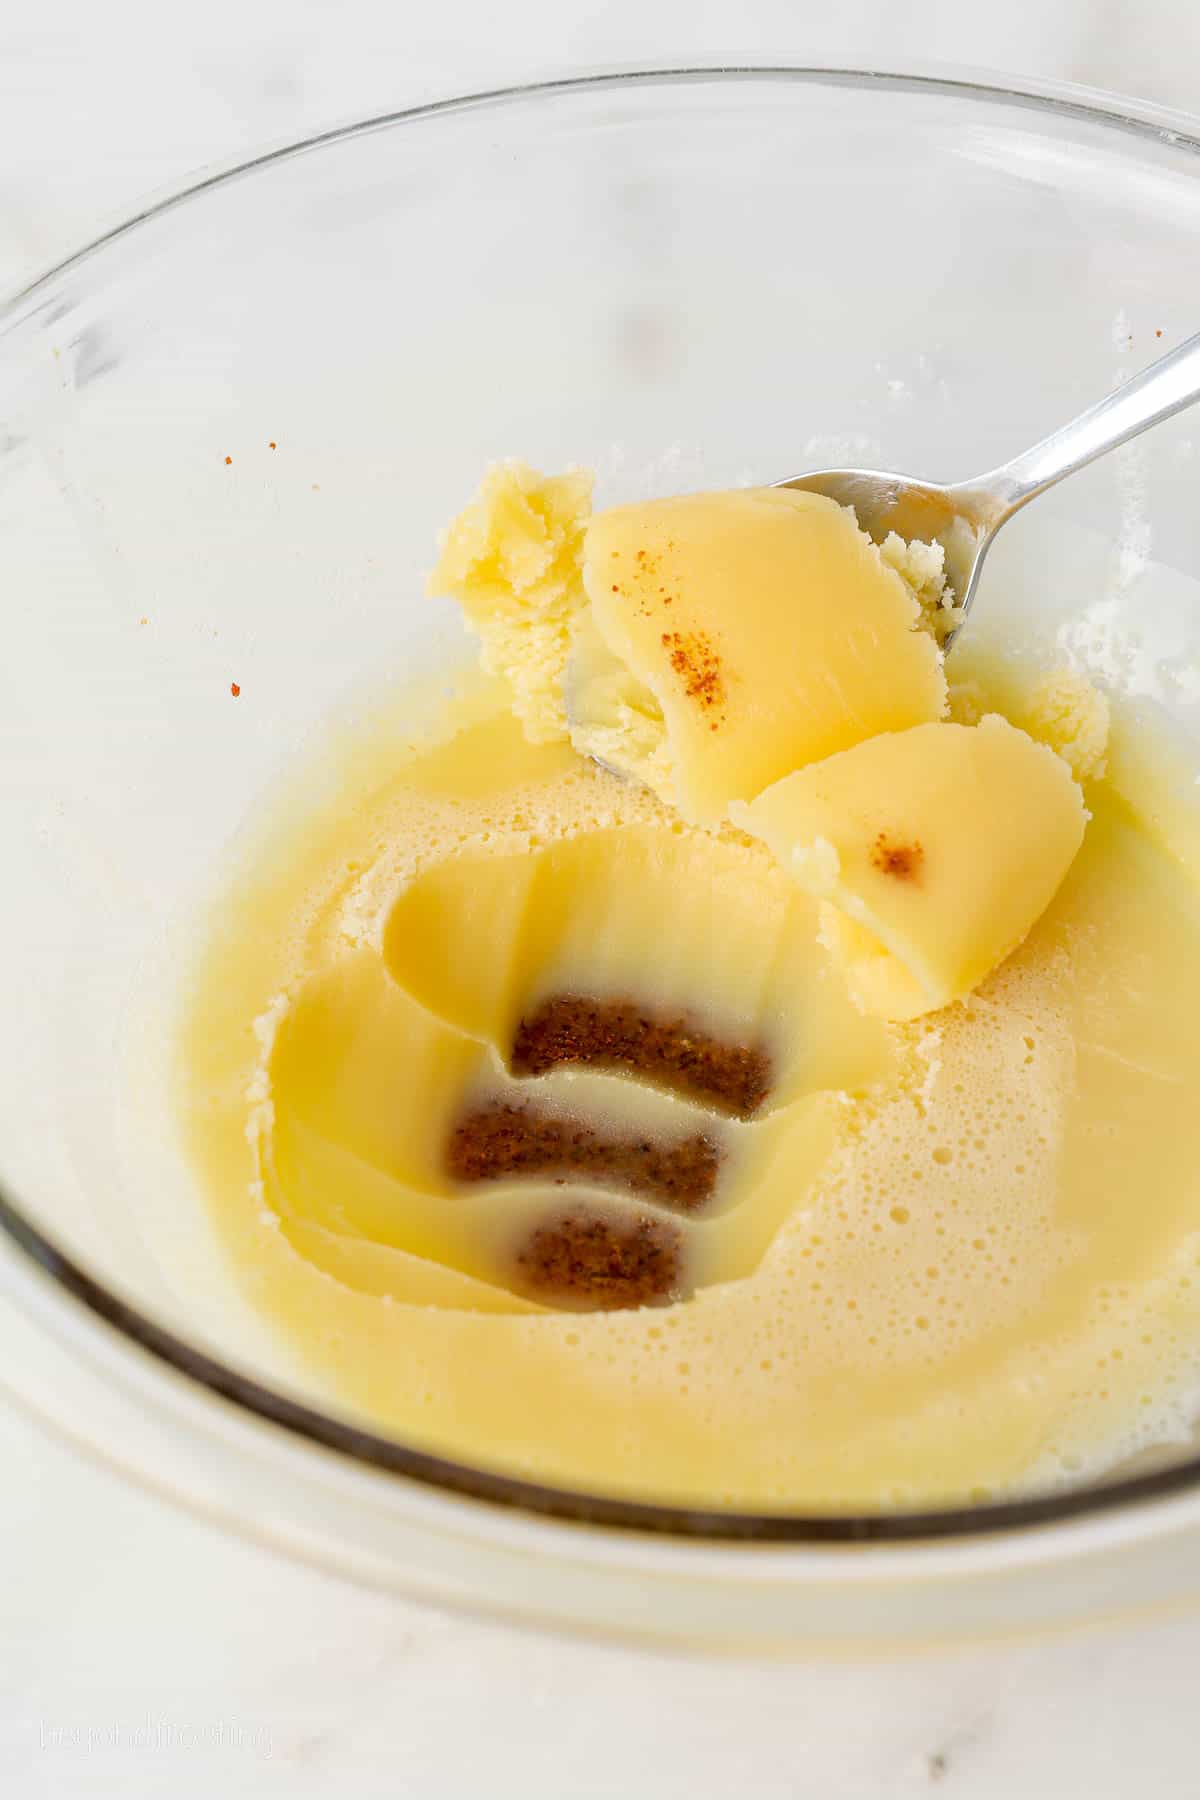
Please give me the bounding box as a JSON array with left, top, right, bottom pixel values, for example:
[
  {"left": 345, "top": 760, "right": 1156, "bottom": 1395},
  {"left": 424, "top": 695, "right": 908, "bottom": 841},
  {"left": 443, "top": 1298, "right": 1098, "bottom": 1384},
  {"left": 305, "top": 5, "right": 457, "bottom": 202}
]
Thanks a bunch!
[
  {"left": 9, "top": 1400, "right": 1200, "bottom": 1798},
  {"left": 5, "top": 4, "right": 1200, "bottom": 1794}
]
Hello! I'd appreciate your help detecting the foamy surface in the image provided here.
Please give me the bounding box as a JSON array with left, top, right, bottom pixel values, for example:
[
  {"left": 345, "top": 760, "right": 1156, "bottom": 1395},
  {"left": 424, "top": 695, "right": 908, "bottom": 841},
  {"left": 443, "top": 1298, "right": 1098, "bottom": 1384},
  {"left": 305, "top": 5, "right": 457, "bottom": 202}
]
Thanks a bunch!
[{"left": 178, "top": 676, "right": 1200, "bottom": 1510}]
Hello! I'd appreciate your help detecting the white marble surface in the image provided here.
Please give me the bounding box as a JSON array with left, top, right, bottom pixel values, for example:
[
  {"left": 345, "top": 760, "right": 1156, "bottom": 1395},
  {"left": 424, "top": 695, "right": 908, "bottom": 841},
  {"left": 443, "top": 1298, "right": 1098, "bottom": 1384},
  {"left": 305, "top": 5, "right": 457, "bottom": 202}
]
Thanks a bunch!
[
  {"left": 6, "top": 3, "right": 1200, "bottom": 1794},
  {"left": 9, "top": 1406, "right": 1200, "bottom": 1800}
]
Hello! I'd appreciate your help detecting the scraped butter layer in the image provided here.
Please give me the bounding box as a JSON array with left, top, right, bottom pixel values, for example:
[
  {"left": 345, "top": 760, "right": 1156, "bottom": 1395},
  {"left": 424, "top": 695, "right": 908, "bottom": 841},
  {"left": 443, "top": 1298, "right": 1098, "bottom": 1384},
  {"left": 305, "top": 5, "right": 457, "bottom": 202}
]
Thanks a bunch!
[{"left": 180, "top": 663, "right": 1200, "bottom": 1511}]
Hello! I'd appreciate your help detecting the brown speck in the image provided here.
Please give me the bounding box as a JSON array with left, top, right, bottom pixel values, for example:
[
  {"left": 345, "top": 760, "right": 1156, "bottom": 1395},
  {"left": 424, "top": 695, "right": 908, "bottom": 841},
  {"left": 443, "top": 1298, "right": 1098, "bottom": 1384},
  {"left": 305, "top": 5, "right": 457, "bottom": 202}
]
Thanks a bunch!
[
  {"left": 611, "top": 584, "right": 619, "bottom": 593},
  {"left": 446, "top": 1101, "right": 720, "bottom": 1211},
  {"left": 516, "top": 1207, "right": 683, "bottom": 1310},
  {"left": 224, "top": 455, "right": 232, "bottom": 465},
  {"left": 230, "top": 682, "right": 241, "bottom": 697},
  {"left": 512, "top": 995, "right": 770, "bottom": 1117},
  {"left": 1156, "top": 329, "right": 1163, "bottom": 339},
  {"left": 872, "top": 832, "right": 922, "bottom": 880},
  {"left": 269, "top": 439, "right": 277, "bottom": 448},
  {"left": 660, "top": 629, "right": 726, "bottom": 718}
]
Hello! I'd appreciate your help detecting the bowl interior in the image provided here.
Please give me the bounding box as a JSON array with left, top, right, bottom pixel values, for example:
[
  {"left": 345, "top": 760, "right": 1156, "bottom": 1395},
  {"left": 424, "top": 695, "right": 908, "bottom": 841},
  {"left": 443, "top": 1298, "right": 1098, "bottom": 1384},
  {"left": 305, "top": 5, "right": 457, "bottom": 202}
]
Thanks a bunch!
[{"left": 4, "top": 70, "right": 1200, "bottom": 1533}]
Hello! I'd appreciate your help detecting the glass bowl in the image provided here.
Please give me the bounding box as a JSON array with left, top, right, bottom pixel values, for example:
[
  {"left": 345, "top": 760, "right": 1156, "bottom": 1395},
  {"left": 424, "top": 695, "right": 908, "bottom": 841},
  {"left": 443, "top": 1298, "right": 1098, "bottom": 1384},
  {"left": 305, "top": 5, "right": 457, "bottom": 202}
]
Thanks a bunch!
[{"left": 5, "top": 66, "right": 1200, "bottom": 1651}]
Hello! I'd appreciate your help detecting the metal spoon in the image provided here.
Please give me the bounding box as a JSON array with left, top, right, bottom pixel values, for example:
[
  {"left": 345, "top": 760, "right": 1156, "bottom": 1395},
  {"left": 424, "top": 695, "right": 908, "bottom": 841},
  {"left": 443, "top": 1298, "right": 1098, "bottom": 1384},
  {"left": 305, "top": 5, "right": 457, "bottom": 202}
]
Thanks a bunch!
[{"left": 779, "top": 330, "right": 1200, "bottom": 640}]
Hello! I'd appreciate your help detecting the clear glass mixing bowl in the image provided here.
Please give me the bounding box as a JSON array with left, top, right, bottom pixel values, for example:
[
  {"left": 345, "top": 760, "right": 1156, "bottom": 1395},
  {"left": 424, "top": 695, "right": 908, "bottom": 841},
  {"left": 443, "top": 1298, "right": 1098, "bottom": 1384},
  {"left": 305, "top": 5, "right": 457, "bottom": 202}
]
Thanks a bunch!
[{"left": 5, "top": 67, "right": 1200, "bottom": 1651}]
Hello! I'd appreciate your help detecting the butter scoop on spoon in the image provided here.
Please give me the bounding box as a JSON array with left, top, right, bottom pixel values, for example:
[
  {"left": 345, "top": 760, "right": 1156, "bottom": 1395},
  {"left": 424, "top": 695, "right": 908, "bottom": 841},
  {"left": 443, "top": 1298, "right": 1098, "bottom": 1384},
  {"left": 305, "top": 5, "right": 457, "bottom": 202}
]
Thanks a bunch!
[{"left": 780, "top": 329, "right": 1200, "bottom": 639}]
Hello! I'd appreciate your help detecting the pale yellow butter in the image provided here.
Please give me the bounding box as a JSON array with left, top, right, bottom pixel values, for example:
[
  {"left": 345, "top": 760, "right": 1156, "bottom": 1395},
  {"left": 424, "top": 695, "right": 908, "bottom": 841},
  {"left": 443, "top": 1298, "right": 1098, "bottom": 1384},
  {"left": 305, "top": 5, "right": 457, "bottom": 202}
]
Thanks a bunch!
[
  {"left": 575, "top": 486, "right": 948, "bottom": 823},
  {"left": 733, "top": 715, "right": 1087, "bottom": 1020}
]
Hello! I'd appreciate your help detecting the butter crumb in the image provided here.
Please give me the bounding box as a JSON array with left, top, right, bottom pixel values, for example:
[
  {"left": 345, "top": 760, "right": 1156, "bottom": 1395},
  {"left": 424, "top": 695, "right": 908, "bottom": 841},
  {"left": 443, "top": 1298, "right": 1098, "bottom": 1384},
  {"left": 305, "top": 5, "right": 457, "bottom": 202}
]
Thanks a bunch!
[
  {"left": 428, "top": 461, "right": 593, "bottom": 743},
  {"left": 879, "top": 531, "right": 964, "bottom": 644}
]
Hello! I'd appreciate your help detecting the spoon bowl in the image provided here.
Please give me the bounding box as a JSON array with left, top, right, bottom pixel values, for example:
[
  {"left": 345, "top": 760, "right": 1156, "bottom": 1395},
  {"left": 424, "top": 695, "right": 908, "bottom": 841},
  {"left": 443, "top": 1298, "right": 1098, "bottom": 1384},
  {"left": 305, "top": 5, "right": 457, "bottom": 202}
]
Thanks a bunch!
[
  {"left": 780, "top": 327, "right": 1200, "bottom": 640},
  {"left": 776, "top": 469, "right": 995, "bottom": 630}
]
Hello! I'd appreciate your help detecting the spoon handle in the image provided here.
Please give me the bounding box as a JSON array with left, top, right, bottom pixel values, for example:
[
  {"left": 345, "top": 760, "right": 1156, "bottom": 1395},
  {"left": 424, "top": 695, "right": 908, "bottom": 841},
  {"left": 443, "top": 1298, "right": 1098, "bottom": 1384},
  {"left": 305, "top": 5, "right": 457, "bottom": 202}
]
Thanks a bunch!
[{"left": 977, "top": 329, "right": 1200, "bottom": 519}]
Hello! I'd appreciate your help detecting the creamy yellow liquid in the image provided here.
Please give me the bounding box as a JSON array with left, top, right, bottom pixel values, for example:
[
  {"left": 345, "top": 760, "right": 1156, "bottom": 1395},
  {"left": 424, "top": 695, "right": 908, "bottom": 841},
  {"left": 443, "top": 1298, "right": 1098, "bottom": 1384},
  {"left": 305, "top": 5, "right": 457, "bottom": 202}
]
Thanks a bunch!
[{"left": 179, "top": 669, "right": 1200, "bottom": 1510}]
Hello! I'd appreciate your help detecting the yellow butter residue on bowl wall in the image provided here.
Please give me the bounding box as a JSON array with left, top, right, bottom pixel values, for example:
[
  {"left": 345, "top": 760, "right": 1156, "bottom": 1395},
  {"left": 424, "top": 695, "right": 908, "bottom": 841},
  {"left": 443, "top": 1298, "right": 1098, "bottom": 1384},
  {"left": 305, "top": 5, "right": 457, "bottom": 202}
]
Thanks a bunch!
[{"left": 950, "top": 662, "right": 1110, "bottom": 782}]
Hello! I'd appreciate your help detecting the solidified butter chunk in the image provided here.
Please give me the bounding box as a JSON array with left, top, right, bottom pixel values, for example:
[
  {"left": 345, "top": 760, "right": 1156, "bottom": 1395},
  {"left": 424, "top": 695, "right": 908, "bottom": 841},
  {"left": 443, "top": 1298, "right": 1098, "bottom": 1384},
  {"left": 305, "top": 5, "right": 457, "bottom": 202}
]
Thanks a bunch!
[
  {"left": 574, "top": 487, "right": 948, "bottom": 823},
  {"left": 427, "top": 461, "right": 592, "bottom": 743},
  {"left": 733, "top": 716, "right": 1087, "bottom": 1020}
]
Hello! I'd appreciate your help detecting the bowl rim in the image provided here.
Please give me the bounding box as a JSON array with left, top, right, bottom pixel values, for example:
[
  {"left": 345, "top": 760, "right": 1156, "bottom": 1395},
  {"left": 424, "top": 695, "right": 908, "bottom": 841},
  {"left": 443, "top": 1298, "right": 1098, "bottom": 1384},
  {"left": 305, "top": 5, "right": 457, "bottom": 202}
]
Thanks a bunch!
[
  {"left": 5, "top": 59, "right": 1200, "bottom": 322},
  {"left": 5, "top": 62, "right": 1200, "bottom": 1547}
]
